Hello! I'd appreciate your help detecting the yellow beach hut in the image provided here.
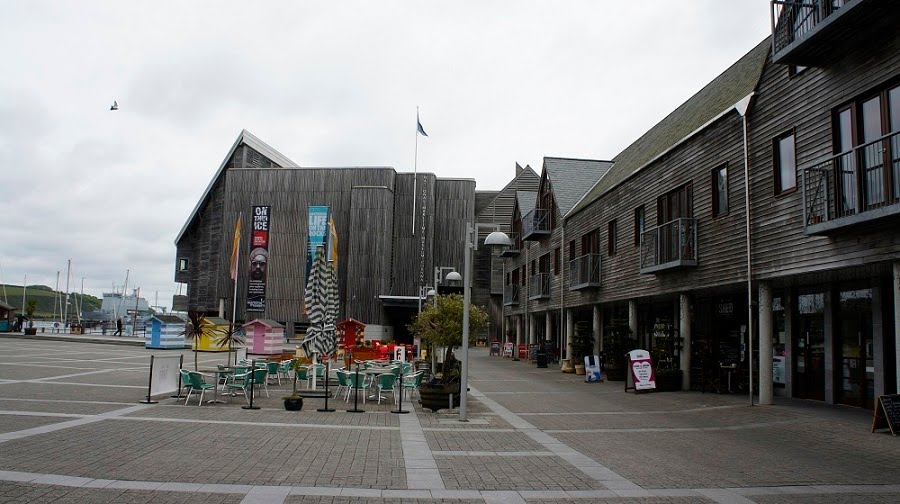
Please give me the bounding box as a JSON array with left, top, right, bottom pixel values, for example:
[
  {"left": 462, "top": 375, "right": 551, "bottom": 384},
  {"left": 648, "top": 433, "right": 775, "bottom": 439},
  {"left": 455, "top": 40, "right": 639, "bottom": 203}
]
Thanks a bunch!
[{"left": 194, "top": 317, "right": 230, "bottom": 352}]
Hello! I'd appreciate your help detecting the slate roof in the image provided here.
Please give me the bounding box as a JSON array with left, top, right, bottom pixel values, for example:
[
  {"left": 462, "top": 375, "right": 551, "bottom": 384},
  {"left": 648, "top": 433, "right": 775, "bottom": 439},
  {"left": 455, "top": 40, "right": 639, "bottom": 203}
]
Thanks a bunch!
[
  {"left": 244, "top": 318, "right": 284, "bottom": 329},
  {"left": 475, "top": 191, "right": 500, "bottom": 216},
  {"left": 543, "top": 157, "right": 613, "bottom": 216},
  {"left": 175, "top": 129, "right": 299, "bottom": 244},
  {"left": 149, "top": 315, "right": 186, "bottom": 324},
  {"left": 569, "top": 38, "right": 770, "bottom": 217},
  {"left": 516, "top": 191, "right": 537, "bottom": 216}
]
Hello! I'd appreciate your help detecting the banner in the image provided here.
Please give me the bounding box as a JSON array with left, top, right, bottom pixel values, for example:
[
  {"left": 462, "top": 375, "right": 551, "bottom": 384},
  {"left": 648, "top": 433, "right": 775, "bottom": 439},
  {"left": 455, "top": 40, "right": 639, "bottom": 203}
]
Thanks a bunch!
[
  {"left": 307, "top": 206, "right": 330, "bottom": 284},
  {"left": 246, "top": 206, "right": 271, "bottom": 312}
]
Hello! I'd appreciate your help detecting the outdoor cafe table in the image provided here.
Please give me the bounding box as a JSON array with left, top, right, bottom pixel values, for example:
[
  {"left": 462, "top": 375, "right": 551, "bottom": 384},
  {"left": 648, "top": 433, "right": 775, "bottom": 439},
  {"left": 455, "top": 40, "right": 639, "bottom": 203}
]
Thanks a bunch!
[
  {"left": 363, "top": 367, "right": 396, "bottom": 401},
  {"left": 197, "top": 368, "right": 230, "bottom": 404}
]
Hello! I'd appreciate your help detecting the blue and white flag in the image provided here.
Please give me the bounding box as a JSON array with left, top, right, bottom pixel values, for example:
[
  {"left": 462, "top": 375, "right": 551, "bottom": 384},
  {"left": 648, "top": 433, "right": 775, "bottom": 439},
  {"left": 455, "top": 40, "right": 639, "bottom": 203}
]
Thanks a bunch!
[{"left": 417, "top": 113, "right": 428, "bottom": 137}]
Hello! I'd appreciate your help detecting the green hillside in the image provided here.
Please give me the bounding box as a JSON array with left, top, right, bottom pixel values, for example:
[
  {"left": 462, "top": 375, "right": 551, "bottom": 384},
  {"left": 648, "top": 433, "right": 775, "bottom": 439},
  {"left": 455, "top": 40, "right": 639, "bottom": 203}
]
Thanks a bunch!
[{"left": 0, "top": 284, "right": 102, "bottom": 319}]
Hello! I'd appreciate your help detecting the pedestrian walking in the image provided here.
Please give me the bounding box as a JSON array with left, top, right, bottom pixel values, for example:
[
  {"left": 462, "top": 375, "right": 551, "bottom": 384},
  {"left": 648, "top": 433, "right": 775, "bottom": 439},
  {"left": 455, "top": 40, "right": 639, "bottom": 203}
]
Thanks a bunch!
[{"left": 114, "top": 317, "right": 123, "bottom": 336}]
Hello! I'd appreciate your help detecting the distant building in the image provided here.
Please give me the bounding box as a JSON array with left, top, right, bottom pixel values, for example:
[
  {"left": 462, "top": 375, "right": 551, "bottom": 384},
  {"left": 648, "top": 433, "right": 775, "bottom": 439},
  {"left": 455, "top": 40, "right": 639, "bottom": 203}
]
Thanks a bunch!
[{"left": 100, "top": 291, "right": 151, "bottom": 320}]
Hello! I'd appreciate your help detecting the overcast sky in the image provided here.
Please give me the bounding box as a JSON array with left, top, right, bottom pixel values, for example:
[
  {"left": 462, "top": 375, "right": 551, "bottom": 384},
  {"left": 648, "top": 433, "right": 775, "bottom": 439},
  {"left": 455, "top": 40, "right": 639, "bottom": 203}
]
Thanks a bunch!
[{"left": 0, "top": 1, "right": 771, "bottom": 312}]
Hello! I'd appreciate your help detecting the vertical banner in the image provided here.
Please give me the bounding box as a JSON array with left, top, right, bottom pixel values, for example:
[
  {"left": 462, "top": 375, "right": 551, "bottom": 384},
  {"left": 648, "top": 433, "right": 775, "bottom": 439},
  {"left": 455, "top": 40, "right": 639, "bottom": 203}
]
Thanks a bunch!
[
  {"left": 307, "top": 206, "right": 330, "bottom": 284},
  {"left": 246, "top": 206, "right": 271, "bottom": 312}
]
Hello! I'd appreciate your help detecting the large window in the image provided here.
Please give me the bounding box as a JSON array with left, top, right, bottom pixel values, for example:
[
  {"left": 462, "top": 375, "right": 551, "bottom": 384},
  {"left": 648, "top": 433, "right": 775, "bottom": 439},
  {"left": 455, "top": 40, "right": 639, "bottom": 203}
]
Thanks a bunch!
[
  {"left": 712, "top": 164, "right": 728, "bottom": 217},
  {"left": 554, "top": 248, "right": 560, "bottom": 275},
  {"left": 581, "top": 228, "right": 600, "bottom": 256},
  {"left": 178, "top": 258, "right": 189, "bottom": 272},
  {"left": 774, "top": 131, "right": 797, "bottom": 194}
]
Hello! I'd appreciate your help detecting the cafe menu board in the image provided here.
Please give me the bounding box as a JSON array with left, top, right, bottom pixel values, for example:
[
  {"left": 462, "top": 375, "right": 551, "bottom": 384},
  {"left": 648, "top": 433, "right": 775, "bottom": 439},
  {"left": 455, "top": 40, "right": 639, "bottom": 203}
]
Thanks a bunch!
[
  {"left": 872, "top": 394, "right": 900, "bottom": 436},
  {"left": 627, "top": 349, "right": 656, "bottom": 391}
]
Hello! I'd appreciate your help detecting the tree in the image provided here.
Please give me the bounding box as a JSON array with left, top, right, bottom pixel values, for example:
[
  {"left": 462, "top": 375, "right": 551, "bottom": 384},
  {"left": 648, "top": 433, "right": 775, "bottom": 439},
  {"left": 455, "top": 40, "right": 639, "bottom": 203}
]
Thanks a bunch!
[
  {"left": 184, "top": 311, "right": 206, "bottom": 371},
  {"left": 25, "top": 301, "right": 37, "bottom": 319},
  {"left": 408, "top": 294, "right": 488, "bottom": 380}
]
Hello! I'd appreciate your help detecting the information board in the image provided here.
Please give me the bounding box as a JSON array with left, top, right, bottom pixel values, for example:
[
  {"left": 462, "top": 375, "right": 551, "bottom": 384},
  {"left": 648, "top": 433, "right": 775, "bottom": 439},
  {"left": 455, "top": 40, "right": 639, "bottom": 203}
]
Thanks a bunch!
[
  {"left": 872, "top": 394, "right": 900, "bottom": 436},
  {"left": 626, "top": 349, "right": 656, "bottom": 392},
  {"left": 141, "top": 354, "right": 183, "bottom": 404},
  {"left": 584, "top": 355, "right": 603, "bottom": 383}
]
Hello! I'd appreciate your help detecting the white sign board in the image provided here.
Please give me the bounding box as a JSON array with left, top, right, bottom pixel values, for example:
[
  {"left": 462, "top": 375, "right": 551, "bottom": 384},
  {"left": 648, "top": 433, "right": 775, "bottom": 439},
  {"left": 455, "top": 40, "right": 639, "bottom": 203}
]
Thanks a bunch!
[
  {"left": 584, "top": 355, "right": 603, "bottom": 383},
  {"left": 627, "top": 349, "right": 656, "bottom": 391},
  {"left": 394, "top": 345, "right": 407, "bottom": 363},
  {"left": 149, "top": 355, "right": 182, "bottom": 397},
  {"left": 773, "top": 356, "right": 786, "bottom": 385},
  {"left": 235, "top": 347, "right": 247, "bottom": 364}
]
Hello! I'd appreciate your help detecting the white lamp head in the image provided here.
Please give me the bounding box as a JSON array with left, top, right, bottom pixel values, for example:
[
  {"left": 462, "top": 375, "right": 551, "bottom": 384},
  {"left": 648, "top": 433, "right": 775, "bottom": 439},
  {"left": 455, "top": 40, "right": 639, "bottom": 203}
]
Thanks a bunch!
[
  {"left": 484, "top": 231, "right": 512, "bottom": 248},
  {"left": 426, "top": 289, "right": 436, "bottom": 297},
  {"left": 445, "top": 271, "right": 462, "bottom": 282}
]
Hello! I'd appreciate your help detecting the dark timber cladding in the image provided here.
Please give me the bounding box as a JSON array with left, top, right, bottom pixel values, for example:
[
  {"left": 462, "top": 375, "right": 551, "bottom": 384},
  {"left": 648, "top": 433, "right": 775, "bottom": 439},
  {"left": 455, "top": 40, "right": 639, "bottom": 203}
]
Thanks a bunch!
[
  {"left": 391, "top": 173, "right": 436, "bottom": 296},
  {"left": 748, "top": 28, "right": 900, "bottom": 283},
  {"left": 432, "top": 179, "right": 476, "bottom": 282},
  {"left": 347, "top": 185, "right": 395, "bottom": 325}
]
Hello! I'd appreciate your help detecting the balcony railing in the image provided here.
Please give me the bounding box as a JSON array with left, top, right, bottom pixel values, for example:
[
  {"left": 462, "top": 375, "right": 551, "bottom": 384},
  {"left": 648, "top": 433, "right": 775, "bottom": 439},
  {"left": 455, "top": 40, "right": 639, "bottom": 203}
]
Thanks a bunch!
[
  {"left": 500, "top": 232, "right": 521, "bottom": 257},
  {"left": 503, "top": 284, "right": 520, "bottom": 306},
  {"left": 803, "top": 129, "right": 900, "bottom": 234},
  {"left": 528, "top": 273, "right": 550, "bottom": 300},
  {"left": 569, "top": 253, "right": 601, "bottom": 290},
  {"left": 521, "top": 208, "right": 551, "bottom": 240},
  {"left": 770, "top": 0, "right": 890, "bottom": 66},
  {"left": 639, "top": 218, "right": 698, "bottom": 274}
]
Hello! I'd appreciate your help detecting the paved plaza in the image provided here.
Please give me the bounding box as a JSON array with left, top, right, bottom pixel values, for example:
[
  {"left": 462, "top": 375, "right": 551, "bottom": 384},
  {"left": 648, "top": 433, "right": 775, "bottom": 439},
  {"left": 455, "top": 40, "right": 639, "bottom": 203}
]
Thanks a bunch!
[{"left": 0, "top": 335, "right": 898, "bottom": 503}]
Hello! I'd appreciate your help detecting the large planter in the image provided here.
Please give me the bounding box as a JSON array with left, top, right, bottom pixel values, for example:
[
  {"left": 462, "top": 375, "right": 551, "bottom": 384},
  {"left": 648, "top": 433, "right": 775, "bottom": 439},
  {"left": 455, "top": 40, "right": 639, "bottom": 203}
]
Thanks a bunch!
[
  {"left": 560, "top": 359, "right": 575, "bottom": 374},
  {"left": 419, "top": 382, "right": 461, "bottom": 412},
  {"left": 283, "top": 397, "right": 304, "bottom": 411},
  {"left": 24, "top": 328, "right": 37, "bottom": 335},
  {"left": 574, "top": 364, "right": 586, "bottom": 375},
  {"left": 655, "top": 370, "right": 683, "bottom": 392}
]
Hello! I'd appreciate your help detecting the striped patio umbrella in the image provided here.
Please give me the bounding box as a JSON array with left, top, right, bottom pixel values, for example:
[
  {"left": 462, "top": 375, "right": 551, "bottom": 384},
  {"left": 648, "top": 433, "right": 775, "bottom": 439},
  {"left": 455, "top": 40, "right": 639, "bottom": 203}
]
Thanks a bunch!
[
  {"left": 320, "top": 259, "right": 338, "bottom": 356},
  {"left": 300, "top": 245, "right": 327, "bottom": 358}
]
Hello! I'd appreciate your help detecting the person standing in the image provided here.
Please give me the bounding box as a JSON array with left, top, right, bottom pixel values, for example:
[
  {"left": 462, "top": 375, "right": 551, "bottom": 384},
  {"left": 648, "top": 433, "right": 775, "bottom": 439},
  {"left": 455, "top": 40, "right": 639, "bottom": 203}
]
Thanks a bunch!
[{"left": 114, "top": 317, "right": 123, "bottom": 336}]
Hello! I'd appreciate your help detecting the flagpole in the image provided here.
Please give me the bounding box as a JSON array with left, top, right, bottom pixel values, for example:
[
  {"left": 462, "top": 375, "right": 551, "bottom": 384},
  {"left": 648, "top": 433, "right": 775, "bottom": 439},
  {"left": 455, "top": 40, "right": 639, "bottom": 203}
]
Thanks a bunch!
[
  {"left": 231, "top": 214, "right": 241, "bottom": 365},
  {"left": 412, "top": 106, "right": 419, "bottom": 236}
]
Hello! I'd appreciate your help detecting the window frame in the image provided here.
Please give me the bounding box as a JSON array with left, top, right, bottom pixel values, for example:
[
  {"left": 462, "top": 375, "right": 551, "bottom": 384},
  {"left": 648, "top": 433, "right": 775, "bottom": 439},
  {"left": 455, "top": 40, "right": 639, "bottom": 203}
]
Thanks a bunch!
[
  {"left": 711, "top": 163, "right": 729, "bottom": 218},
  {"left": 634, "top": 206, "right": 645, "bottom": 247},
  {"left": 607, "top": 219, "right": 617, "bottom": 257},
  {"left": 177, "top": 258, "right": 189, "bottom": 272},
  {"left": 773, "top": 130, "right": 798, "bottom": 195},
  {"left": 554, "top": 248, "right": 560, "bottom": 275}
]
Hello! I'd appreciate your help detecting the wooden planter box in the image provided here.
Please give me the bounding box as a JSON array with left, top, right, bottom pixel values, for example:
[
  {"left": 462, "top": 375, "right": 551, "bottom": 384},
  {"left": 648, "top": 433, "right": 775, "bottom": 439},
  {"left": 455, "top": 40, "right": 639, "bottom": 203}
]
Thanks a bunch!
[{"left": 419, "top": 382, "right": 461, "bottom": 412}]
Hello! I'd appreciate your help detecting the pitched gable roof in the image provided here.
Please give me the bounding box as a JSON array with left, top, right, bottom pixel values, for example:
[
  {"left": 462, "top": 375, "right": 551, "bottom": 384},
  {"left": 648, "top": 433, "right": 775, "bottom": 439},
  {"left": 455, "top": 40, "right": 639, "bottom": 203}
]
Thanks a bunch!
[
  {"left": 149, "top": 315, "right": 186, "bottom": 324},
  {"left": 543, "top": 157, "right": 613, "bottom": 216},
  {"left": 175, "top": 129, "right": 298, "bottom": 244},
  {"left": 516, "top": 191, "right": 537, "bottom": 216},
  {"left": 569, "top": 38, "right": 770, "bottom": 217}
]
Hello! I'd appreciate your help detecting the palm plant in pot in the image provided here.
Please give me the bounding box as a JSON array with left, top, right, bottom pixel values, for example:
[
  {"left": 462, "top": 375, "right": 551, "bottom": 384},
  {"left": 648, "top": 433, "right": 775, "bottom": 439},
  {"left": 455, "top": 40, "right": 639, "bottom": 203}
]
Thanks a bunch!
[
  {"left": 24, "top": 301, "right": 37, "bottom": 335},
  {"left": 409, "top": 294, "right": 488, "bottom": 412},
  {"left": 571, "top": 321, "right": 594, "bottom": 375},
  {"left": 282, "top": 359, "right": 306, "bottom": 411}
]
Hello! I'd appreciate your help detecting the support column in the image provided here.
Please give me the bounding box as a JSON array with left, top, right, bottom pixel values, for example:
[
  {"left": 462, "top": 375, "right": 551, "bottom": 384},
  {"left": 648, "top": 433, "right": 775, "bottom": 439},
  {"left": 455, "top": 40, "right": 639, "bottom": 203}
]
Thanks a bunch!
[
  {"left": 873, "top": 284, "right": 885, "bottom": 398},
  {"left": 529, "top": 314, "right": 537, "bottom": 346},
  {"left": 515, "top": 316, "right": 522, "bottom": 350},
  {"left": 895, "top": 263, "right": 900, "bottom": 394},
  {"left": 218, "top": 298, "right": 226, "bottom": 319},
  {"left": 545, "top": 312, "right": 553, "bottom": 342},
  {"left": 758, "top": 282, "right": 774, "bottom": 405},
  {"left": 628, "top": 300, "right": 638, "bottom": 347},
  {"left": 593, "top": 304, "right": 602, "bottom": 357},
  {"left": 566, "top": 309, "right": 574, "bottom": 362},
  {"left": 679, "top": 294, "right": 692, "bottom": 391},
  {"left": 783, "top": 289, "right": 794, "bottom": 397}
]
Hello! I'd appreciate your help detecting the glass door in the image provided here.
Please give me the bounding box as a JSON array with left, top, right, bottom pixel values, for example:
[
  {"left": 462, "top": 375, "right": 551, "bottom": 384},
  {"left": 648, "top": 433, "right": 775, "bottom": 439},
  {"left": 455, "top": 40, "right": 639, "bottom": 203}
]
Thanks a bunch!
[
  {"left": 836, "top": 288, "right": 874, "bottom": 409},
  {"left": 835, "top": 107, "right": 857, "bottom": 216},
  {"left": 794, "top": 293, "right": 826, "bottom": 401},
  {"left": 860, "top": 96, "right": 885, "bottom": 208}
]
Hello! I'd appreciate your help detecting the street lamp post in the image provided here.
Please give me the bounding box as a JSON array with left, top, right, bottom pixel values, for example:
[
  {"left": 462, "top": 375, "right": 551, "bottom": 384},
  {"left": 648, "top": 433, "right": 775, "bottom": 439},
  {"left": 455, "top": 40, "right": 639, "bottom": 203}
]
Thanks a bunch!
[{"left": 458, "top": 223, "right": 511, "bottom": 422}]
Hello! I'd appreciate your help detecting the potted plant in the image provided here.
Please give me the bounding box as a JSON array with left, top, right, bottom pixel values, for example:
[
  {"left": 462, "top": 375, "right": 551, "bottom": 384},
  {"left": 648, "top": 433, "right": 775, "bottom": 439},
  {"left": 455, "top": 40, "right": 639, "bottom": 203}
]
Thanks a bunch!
[
  {"left": 24, "top": 301, "right": 37, "bottom": 335},
  {"left": 183, "top": 311, "right": 206, "bottom": 371},
  {"left": 571, "top": 321, "right": 594, "bottom": 375},
  {"left": 602, "top": 321, "right": 636, "bottom": 381},
  {"left": 409, "top": 294, "right": 488, "bottom": 412},
  {"left": 654, "top": 368, "right": 684, "bottom": 392}
]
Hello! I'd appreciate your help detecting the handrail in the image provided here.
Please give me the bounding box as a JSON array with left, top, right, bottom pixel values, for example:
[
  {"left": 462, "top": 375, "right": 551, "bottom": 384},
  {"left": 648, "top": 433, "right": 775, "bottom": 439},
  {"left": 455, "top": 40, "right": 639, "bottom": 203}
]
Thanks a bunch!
[
  {"left": 568, "top": 253, "right": 601, "bottom": 288},
  {"left": 639, "top": 217, "right": 698, "bottom": 271}
]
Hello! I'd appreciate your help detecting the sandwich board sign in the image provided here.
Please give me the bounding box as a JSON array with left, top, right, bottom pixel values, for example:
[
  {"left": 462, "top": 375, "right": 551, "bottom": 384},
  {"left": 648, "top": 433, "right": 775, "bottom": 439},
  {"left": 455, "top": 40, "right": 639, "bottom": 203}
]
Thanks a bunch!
[
  {"left": 625, "top": 349, "right": 656, "bottom": 392},
  {"left": 584, "top": 355, "right": 603, "bottom": 383}
]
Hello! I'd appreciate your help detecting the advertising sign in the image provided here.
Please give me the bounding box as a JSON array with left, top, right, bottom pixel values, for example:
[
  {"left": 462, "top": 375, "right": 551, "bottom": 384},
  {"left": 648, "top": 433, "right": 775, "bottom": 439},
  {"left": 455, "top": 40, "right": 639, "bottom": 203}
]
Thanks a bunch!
[
  {"left": 627, "top": 349, "right": 656, "bottom": 391},
  {"left": 307, "top": 206, "right": 330, "bottom": 284},
  {"left": 584, "top": 355, "right": 603, "bottom": 383},
  {"left": 246, "top": 206, "right": 271, "bottom": 312}
]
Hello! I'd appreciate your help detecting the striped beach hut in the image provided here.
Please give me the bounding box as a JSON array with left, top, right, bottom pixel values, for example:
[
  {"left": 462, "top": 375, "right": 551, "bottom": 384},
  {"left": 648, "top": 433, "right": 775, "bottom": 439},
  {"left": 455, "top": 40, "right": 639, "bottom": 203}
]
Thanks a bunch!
[
  {"left": 145, "top": 315, "right": 187, "bottom": 349},
  {"left": 193, "top": 317, "right": 230, "bottom": 352},
  {"left": 243, "top": 319, "right": 284, "bottom": 355}
]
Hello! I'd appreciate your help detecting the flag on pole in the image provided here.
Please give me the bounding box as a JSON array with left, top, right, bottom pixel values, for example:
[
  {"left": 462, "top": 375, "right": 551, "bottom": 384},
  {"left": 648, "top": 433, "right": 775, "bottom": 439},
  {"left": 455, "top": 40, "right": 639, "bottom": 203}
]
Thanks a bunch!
[
  {"left": 327, "top": 218, "right": 339, "bottom": 270},
  {"left": 229, "top": 212, "right": 243, "bottom": 280},
  {"left": 417, "top": 112, "right": 428, "bottom": 137}
]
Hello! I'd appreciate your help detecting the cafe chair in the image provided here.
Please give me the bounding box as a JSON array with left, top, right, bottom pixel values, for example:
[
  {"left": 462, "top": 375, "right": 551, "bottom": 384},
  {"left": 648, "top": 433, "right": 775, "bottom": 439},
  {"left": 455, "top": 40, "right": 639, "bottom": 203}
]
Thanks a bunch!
[
  {"left": 184, "top": 371, "right": 215, "bottom": 406},
  {"left": 401, "top": 371, "right": 424, "bottom": 402},
  {"left": 375, "top": 373, "right": 397, "bottom": 405},
  {"left": 345, "top": 372, "right": 367, "bottom": 403},
  {"left": 178, "top": 369, "right": 193, "bottom": 398},
  {"left": 277, "top": 359, "right": 294, "bottom": 384},
  {"left": 335, "top": 369, "right": 350, "bottom": 398},
  {"left": 266, "top": 361, "right": 280, "bottom": 385}
]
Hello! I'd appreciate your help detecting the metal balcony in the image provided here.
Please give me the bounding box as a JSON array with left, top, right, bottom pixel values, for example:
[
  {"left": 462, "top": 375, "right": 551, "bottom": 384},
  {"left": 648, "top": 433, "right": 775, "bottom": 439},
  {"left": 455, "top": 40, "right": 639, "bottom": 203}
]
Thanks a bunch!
[
  {"left": 639, "top": 218, "right": 698, "bottom": 274},
  {"left": 803, "top": 129, "right": 900, "bottom": 235},
  {"left": 521, "top": 208, "right": 551, "bottom": 240},
  {"left": 500, "top": 232, "right": 521, "bottom": 257},
  {"left": 569, "top": 253, "right": 601, "bottom": 290},
  {"left": 528, "top": 273, "right": 550, "bottom": 300},
  {"left": 770, "top": 0, "right": 899, "bottom": 66},
  {"left": 503, "top": 284, "right": 520, "bottom": 306}
]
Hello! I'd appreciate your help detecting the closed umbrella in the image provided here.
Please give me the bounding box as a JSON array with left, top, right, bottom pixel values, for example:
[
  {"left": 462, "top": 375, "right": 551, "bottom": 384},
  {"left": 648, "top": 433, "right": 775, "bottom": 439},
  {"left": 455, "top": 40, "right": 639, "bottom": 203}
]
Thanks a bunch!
[{"left": 301, "top": 245, "right": 327, "bottom": 372}]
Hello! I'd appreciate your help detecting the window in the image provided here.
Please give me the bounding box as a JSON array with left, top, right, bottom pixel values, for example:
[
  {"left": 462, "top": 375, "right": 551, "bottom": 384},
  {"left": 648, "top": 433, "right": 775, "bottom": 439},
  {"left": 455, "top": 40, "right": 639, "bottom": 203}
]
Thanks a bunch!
[
  {"left": 530, "top": 259, "right": 536, "bottom": 278},
  {"left": 634, "top": 206, "right": 645, "bottom": 246},
  {"left": 607, "top": 220, "right": 617, "bottom": 256},
  {"left": 581, "top": 228, "right": 600, "bottom": 256},
  {"left": 568, "top": 240, "right": 577, "bottom": 262},
  {"left": 657, "top": 183, "right": 693, "bottom": 223},
  {"left": 554, "top": 248, "right": 560, "bottom": 275},
  {"left": 774, "top": 131, "right": 796, "bottom": 194},
  {"left": 178, "top": 258, "right": 189, "bottom": 272},
  {"left": 712, "top": 164, "right": 729, "bottom": 217},
  {"left": 539, "top": 254, "right": 550, "bottom": 274},
  {"left": 788, "top": 65, "right": 808, "bottom": 77}
]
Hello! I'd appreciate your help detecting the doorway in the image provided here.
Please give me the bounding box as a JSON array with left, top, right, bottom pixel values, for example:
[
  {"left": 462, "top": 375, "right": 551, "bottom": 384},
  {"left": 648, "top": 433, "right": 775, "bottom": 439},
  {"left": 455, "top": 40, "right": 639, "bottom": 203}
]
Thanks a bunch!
[
  {"left": 794, "top": 293, "right": 825, "bottom": 401},
  {"left": 836, "top": 288, "right": 874, "bottom": 409}
]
